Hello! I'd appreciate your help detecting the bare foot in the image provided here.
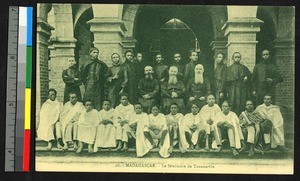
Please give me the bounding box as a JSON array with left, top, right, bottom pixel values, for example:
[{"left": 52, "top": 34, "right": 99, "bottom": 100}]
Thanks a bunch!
[
  {"left": 46, "top": 142, "right": 52, "bottom": 151},
  {"left": 194, "top": 145, "right": 200, "bottom": 150},
  {"left": 232, "top": 148, "right": 239, "bottom": 156},
  {"left": 215, "top": 146, "right": 222, "bottom": 152},
  {"left": 76, "top": 142, "right": 83, "bottom": 153},
  {"left": 248, "top": 148, "right": 255, "bottom": 157},
  {"left": 116, "top": 143, "right": 122, "bottom": 150},
  {"left": 168, "top": 146, "right": 173, "bottom": 153},
  {"left": 88, "top": 144, "right": 93, "bottom": 153},
  {"left": 188, "top": 144, "right": 195, "bottom": 150}
]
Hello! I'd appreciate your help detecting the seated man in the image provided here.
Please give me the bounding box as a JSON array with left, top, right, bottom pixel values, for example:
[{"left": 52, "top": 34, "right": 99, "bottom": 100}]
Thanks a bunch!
[
  {"left": 115, "top": 93, "right": 135, "bottom": 150},
  {"left": 127, "top": 103, "right": 153, "bottom": 157},
  {"left": 76, "top": 100, "right": 99, "bottom": 153},
  {"left": 179, "top": 103, "right": 207, "bottom": 152},
  {"left": 138, "top": 66, "right": 160, "bottom": 113},
  {"left": 37, "top": 88, "right": 63, "bottom": 150},
  {"left": 239, "top": 100, "right": 264, "bottom": 156},
  {"left": 148, "top": 105, "right": 170, "bottom": 158},
  {"left": 165, "top": 103, "right": 184, "bottom": 153},
  {"left": 161, "top": 66, "right": 186, "bottom": 114},
  {"left": 58, "top": 92, "right": 84, "bottom": 150},
  {"left": 199, "top": 94, "right": 221, "bottom": 150},
  {"left": 94, "top": 100, "right": 120, "bottom": 152},
  {"left": 214, "top": 101, "right": 245, "bottom": 156},
  {"left": 255, "top": 95, "right": 286, "bottom": 151}
]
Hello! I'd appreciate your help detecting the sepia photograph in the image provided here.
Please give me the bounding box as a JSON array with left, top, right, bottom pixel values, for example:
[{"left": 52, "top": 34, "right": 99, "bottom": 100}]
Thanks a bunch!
[{"left": 35, "top": 3, "right": 294, "bottom": 174}]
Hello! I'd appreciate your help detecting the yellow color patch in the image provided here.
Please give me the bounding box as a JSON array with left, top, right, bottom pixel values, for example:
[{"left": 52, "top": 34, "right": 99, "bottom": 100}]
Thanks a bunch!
[{"left": 24, "top": 88, "right": 31, "bottom": 130}]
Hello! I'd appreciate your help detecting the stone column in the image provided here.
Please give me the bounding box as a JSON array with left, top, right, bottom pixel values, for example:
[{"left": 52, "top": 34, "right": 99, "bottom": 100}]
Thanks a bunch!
[
  {"left": 210, "top": 38, "right": 227, "bottom": 68},
  {"left": 48, "top": 37, "right": 77, "bottom": 102},
  {"left": 36, "top": 18, "right": 54, "bottom": 115},
  {"left": 271, "top": 38, "right": 294, "bottom": 107},
  {"left": 87, "top": 17, "right": 126, "bottom": 66},
  {"left": 222, "top": 18, "right": 263, "bottom": 72}
]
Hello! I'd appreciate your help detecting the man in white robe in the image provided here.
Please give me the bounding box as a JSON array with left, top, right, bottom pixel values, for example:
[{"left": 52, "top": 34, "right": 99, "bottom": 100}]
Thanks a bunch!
[
  {"left": 179, "top": 104, "right": 208, "bottom": 152},
  {"left": 58, "top": 92, "right": 84, "bottom": 150},
  {"left": 255, "top": 95, "right": 286, "bottom": 150},
  {"left": 94, "top": 100, "right": 121, "bottom": 152},
  {"left": 77, "top": 100, "right": 99, "bottom": 153},
  {"left": 199, "top": 94, "right": 221, "bottom": 150},
  {"left": 214, "top": 101, "right": 245, "bottom": 156},
  {"left": 147, "top": 105, "right": 170, "bottom": 158},
  {"left": 165, "top": 103, "right": 184, "bottom": 153},
  {"left": 37, "top": 89, "right": 63, "bottom": 150},
  {"left": 115, "top": 94, "right": 135, "bottom": 150}
]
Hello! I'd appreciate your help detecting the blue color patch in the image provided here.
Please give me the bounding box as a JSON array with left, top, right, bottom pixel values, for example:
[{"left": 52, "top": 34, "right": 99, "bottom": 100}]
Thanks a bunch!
[{"left": 26, "top": 7, "right": 32, "bottom": 46}]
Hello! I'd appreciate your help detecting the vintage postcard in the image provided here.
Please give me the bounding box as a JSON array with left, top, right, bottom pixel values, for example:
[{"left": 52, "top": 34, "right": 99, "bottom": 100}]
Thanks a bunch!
[{"left": 35, "top": 3, "right": 294, "bottom": 174}]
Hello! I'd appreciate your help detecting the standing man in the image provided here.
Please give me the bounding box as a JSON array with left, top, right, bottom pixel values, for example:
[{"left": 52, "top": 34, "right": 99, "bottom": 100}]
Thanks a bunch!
[
  {"left": 122, "top": 50, "right": 138, "bottom": 104},
  {"left": 135, "top": 53, "right": 146, "bottom": 82},
  {"left": 138, "top": 66, "right": 160, "bottom": 113},
  {"left": 184, "top": 51, "right": 199, "bottom": 83},
  {"left": 214, "top": 53, "right": 227, "bottom": 106},
  {"left": 252, "top": 49, "right": 283, "bottom": 105},
  {"left": 153, "top": 53, "right": 168, "bottom": 83},
  {"left": 80, "top": 47, "right": 109, "bottom": 111},
  {"left": 226, "top": 52, "right": 252, "bottom": 115},
  {"left": 171, "top": 53, "right": 185, "bottom": 80}
]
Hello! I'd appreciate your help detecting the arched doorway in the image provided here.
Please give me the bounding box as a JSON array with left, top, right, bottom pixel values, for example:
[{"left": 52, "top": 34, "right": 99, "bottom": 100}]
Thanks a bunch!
[{"left": 133, "top": 5, "right": 215, "bottom": 79}]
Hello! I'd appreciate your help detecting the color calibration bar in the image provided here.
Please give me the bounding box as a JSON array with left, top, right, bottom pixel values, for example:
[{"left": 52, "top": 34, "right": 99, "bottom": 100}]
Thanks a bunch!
[{"left": 17, "top": 6, "right": 32, "bottom": 172}]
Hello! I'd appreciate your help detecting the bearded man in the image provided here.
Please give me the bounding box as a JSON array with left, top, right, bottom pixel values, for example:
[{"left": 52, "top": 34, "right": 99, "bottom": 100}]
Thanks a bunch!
[
  {"left": 138, "top": 66, "right": 160, "bottom": 113},
  {"left": 161, "top": 66, "right": 186, "bottom": 114},
  {"left": 186, "top": 64, "right": 211, "bottom": 110}
]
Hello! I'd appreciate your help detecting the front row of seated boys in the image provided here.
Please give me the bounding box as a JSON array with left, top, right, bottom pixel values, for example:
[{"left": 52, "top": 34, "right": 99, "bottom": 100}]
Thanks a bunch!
[{"left": 37, "top": 89, "right": 287, "bottom": 158}]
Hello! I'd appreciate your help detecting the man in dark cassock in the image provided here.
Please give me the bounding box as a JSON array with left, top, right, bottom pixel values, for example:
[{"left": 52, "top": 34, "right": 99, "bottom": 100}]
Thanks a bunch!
[
  {"left": 214, "top": 53, "right": 228, "bottom": 106},
  {"left": 122, "top": 50, "right": 138, "bottom": 104},
  {"left": 186, "top": 64, "right": 211, "bottom": 111},
  {"left": 170, "top": 53, "right": 185, "bottom": 80},
  {"left": 153, "top": 53, "right": 168, "bottom": 83},
  {"left": 107, "top": 53, "right": 127, "bottom": 107},
  {"left": 62, "top": 59, "right": 82, "bottom": 104},
  {"left": 80, "top": 47, "right": 109, "bottom": 111},
  {"left": 134, "top": 53, "right": 146, "bottom": 81},
  {"left": 252, "top": 49, "right": 283, "bottom": 105},
  {"left": 226, "top": 52, "right": 251, "bottom": 115},
  {"left": 161, "top": 66, "right": 186, "bottom": 114},
  {"left": 138, "top": 66, "right": 160, "bottom": 114},
  {"left": 184, "top": 51, "right": 199, "bottom": 83}
]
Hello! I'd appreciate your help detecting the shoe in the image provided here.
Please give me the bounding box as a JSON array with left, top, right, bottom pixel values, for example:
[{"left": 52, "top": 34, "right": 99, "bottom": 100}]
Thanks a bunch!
[
  {"left": 248, "top": 148, "right": 255, "bottom": 157},
  {"left": 46, "top": 142, "right": 52, "bottom": 151},
  {"left": 232, "top": 148, "right": 239, "bottom": 156},
  {"left": 215, "top": 146, "right": 222, "bottom": 152},
  {"left": 88, "top": 144, "right": 93, "bottom": 153}
]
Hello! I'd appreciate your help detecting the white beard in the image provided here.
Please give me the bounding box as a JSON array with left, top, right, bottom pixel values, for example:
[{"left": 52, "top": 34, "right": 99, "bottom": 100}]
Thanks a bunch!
[
  {"left": 168, "top": 75, "right": 178, "bottom": 84},
  {"left": 194, "top": 73, "right": 203, "bottom": 84}
]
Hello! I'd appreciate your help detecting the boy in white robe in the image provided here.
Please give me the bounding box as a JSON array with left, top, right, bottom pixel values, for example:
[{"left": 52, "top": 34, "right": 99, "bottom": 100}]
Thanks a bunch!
[
  {"left": 214, "top": 101, "right": 245, "bottom": 156},
  {"left": 94, "top": 100, "right": 121, "bottom": 152},
  {"left": 147, "top": 105, "right": 170, "bottom": 158},
  {"left": 255, "top": 95, "right": 286, "bottom": 151},
  {"left": 165, "top": 103, "right": 184, "bottom": 153},
  {"left": 115, "top": 94, "right": 135, "bottom": 150},
  {"left": 132, "top": 103, "right": 153, "bottom": 157},
  {"left": 58, "top": 92, "right": 84, "bottom": 150},
  {"left": 199, "top": 94, "right": 221, "bottom": 150},
  {"left": 179, "top": 104, "right": 208, "bottom": 152},
  {"left": 37, "top": 89, "right": 63, "bottom": 150},
  {"left": 76, "top": 100, "right": 99, "bottom": 153}
]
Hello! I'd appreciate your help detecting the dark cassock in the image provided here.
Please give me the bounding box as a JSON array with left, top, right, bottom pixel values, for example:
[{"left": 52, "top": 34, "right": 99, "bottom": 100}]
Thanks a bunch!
[
  {"left": 186, "top": 77, "right": 211, "bottom": 111},
  {"left": 62, "top": 65, "right": 82, "bottom": 104},
  {"left": 80, "top": 58, "right": 109, "bottom": 111},
  {"left": 184, "top": 60, "right": 197, "bottom": 83},
  {"left": 122, "top": 59, "right": 139, "bottom": 104},
  {"left": 153, "top": 63, "right": 168, "bottom": 82},
  {"left": 252, "top": 60, "right": 283, "bottom": 104},
  {"left": 138, "top": 78, "right": 160, "bottom": 114},
  {"left": 134, "top": 60, "right": 147, "bottom": 82},
  {"left": 161, "top": 80, "right": 186, "bottom": 114},
  {"left": 226, "top": 62, "right": 251, "bottom": 115},
  {"left": 107, "top": 63, "right": 127, "bottom": 108},
  {"left": 214, "top": 62, "right": 228, "bottom": 105}
]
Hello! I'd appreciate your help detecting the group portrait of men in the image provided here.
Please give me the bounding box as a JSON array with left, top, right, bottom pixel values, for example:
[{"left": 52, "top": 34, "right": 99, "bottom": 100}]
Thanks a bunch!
[{"left": 36, "top": 47, "right": 287, "bottom": 158}]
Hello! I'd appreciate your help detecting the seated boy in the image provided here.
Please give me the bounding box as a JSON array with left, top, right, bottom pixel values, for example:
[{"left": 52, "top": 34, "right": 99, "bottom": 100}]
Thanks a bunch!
[
  {"left": 179, "top": 103, "right": 207, "bottom": 152},
  {"left": 115, "top": 94, "right": 135, "bottom": 150},
  {"left": 148, "top": 105, "right": 170, "bottom": 158},
  {"left": 94, "top": 100, "right": 120, "bottom": 152},
  {"left": 76, "top": 100, "right": 99, "bottom": 153},
  {"left": 165, "top": 103, "right": 184, "bottom": 153}
]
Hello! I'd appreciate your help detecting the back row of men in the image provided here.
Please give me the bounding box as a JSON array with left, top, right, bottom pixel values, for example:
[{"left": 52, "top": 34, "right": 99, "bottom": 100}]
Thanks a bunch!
[
  {"left": 37, "top": 89, "right": 286, "bottom": 158},
  {"left": 63, "top": 48, "right": 283, "bottom": 116}
]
